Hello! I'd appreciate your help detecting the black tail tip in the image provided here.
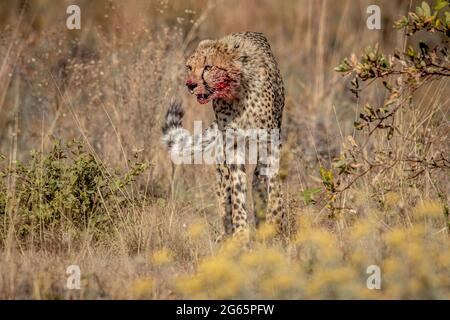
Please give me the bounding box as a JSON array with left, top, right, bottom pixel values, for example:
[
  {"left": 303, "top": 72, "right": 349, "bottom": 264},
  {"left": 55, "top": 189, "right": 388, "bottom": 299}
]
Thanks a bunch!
[{"left": 162, "top": 101, "right": 184, "bottom": 134}]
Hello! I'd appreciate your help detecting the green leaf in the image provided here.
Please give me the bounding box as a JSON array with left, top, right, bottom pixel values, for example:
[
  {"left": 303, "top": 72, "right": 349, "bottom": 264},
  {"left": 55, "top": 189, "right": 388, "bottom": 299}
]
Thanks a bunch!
[
  {"left": 445, "top": 12, "right": 450, "bottom": 26},
  {"left": 407, "top": 46, "right": 416, "bottom": 58},
  {"left": 300, "top": 188, "right": 322, "bottom": 205},
  {"left": 334, "top": 58, "right": 351, "bottom": 72},
  {"left": 434, "top": 0, "right": 449, "bottom": 11},
  {"left": 416, "top": 6, "right": 425, "bottom": 16},
  {"left": 332, "top": 158, "right": 350, "bottom": 169},
  {"left": 422, "top": 1, "right": 431, "bottom": 17},
  {"left": 319, "top": 167, "right": 336, "bottom": 192},
  {"left": 394, "top": 16, "right": 409, "bottom": 29}
]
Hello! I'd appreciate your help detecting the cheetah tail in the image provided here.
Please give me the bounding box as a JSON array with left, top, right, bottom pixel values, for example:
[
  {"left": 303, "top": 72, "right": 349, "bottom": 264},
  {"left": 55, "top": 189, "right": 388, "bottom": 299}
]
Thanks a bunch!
[
  {"left": 162, "top": 100, "right": 220, "bottom": 161},
  {"left": 162, "top": 101, "right": 185, "bottom": 149}
]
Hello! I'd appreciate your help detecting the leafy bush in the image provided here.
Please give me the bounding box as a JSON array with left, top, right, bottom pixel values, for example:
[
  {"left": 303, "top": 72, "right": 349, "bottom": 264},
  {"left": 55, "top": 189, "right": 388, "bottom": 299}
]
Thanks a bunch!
[
  {"left": 323, "top": 0, "right": 450, "bottom": 220},
  {"left": 0, "top": 140, "right": 147, "bottom": 247}
]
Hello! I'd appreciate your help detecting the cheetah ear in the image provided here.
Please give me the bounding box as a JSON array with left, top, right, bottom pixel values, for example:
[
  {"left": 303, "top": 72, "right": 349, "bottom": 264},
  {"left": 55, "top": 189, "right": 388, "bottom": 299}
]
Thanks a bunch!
[
  {"left": 230, "top": 41, "right": 248, "bottom": 63},
  {"left": 231, "top": 39, "right": 242, "bottom": 49},
  {"left": 227, "top": 40, "right": 248, "bottom": 63},
  {"left": 198, "top": 39, "right": 214, "bottom": 47}
]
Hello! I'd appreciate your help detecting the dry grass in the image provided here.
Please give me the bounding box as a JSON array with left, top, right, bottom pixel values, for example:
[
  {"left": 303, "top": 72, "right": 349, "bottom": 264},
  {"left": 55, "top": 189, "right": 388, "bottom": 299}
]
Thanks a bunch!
[{"left": 0, "top": 0, "right": 449, "bottom": 299}]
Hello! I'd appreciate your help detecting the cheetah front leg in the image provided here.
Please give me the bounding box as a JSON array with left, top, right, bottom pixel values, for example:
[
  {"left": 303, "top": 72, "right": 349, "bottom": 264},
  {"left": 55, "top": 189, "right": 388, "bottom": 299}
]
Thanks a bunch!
[
  {"left": 229, "top": 164, "right": 250, "bottom": 242},
  {"left": 215, "top": 164, "right": 233, "bottom": 242}
]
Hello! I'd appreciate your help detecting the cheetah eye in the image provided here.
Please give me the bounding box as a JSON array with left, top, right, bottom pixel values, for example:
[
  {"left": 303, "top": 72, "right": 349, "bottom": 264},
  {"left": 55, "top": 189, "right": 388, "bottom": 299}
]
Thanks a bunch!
[
  {"left": 238, "top": 55, "right": 249, "bottom": 63},
  {"left": 186, "top": 65, "right": 192, "bottom": 72}
]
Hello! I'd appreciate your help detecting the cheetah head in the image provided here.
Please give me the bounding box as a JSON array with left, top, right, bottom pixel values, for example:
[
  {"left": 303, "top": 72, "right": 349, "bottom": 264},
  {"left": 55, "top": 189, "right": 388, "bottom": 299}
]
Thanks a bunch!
[{"left": 185, "top": 40, "right": 242, "bottom": 105}]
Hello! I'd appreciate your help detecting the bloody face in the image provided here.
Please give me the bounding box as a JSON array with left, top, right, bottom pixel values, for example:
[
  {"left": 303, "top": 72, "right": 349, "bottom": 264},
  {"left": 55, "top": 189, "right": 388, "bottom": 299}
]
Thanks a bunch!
[{"left": 185, "top": 43, "right": 241, "bottom": 105}]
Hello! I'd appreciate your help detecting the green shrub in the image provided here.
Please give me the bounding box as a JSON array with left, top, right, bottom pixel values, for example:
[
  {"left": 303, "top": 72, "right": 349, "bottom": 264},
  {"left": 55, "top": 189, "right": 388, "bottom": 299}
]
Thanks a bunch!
[
  {"left": 0, "top": 140, "right": 147, "bottom": 247},
  {"left": 324, "top": 0, "right": 450, "bottom": 218}
]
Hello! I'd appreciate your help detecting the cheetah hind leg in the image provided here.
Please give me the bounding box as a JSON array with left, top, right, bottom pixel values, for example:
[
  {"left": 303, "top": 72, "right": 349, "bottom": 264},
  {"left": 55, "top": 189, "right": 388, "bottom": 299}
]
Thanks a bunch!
[
  {"left": 252, "top": 164, "right": 268, "bottom": 228},
  {"left": 253, "top": 163, "right": 287, "bottom": 237},
  {"left": 266, "top": 173, "right": 287, "bottom": 236}
]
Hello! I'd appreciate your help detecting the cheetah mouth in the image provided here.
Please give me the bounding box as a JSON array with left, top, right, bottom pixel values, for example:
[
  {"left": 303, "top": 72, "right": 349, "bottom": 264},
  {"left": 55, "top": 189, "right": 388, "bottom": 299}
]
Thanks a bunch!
[{"left": 196, "top": 92, "right": 213, "bottom": 104}]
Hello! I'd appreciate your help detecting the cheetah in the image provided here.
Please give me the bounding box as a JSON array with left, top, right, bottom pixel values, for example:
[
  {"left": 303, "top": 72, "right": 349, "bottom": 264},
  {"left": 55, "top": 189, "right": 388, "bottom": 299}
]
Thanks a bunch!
[{"left": 162, "top": 32, "right": 286, "bottom": 241}]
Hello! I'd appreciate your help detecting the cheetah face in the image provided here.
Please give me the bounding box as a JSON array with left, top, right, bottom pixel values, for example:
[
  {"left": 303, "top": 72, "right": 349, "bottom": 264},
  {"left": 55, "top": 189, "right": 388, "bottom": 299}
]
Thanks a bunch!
[{"left": 185, "top": 40, "right": 241, "bottom": 105}]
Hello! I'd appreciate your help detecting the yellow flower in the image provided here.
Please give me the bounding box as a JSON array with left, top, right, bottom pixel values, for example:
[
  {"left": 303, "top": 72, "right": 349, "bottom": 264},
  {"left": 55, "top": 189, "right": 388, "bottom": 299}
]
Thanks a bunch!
[
  {"left": 260, "top": 270, "right": 298, "bottom": 297},
  {"left": 240, "top": 247, "right": 285, "bottom": 269},
  {"left": 217, "top": 237, "right": 242, "bottom": 258},
  {"left": 385, "top": 192, "right": 401, "bottom": 208},
  {"left": 383, "top": 257, "right": 401, "bottom": 275},
  {"left": 385, "top": 228, "right": 407, "bottom": 248},
  {"left": 196, "top": 256, "right": 244, "bottom": 299},
  {"left": 349, "top": 222, "right": 371, "bottom": 241},
  {"left": 187, "top": 220, "right": 206, "bottom": 239},
  {"left": 152, "top": 248, "right": 172, "bottom": 266},
  {"left": 131, "top": 277, "right": 153, "bottom": 299},
  {"left": 414, "top": 201, "right": 443, "bottom": 218},
  {"left": 255, "top": 223, "right": 276, "bottom": 242}
]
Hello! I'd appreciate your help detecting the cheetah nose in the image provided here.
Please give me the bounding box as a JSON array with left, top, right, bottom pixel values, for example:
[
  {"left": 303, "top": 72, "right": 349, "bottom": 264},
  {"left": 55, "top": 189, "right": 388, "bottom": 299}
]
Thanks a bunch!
[{"left": 186, "top": 82, "right": 197, "bottom": 92}]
